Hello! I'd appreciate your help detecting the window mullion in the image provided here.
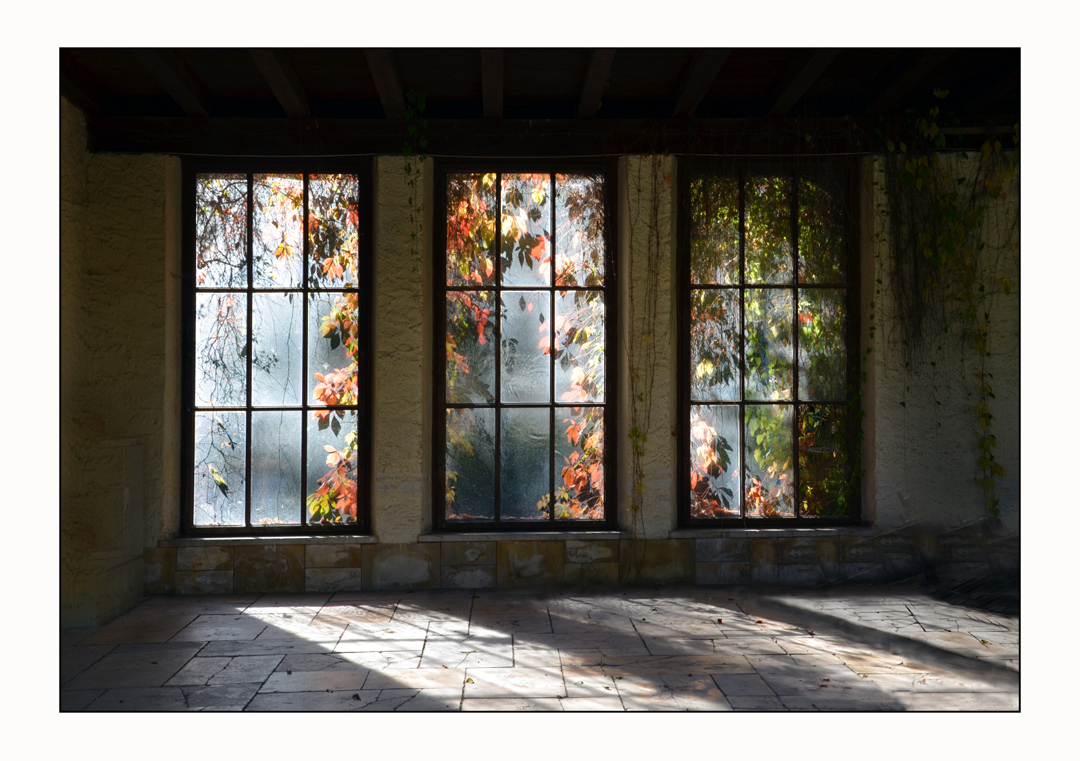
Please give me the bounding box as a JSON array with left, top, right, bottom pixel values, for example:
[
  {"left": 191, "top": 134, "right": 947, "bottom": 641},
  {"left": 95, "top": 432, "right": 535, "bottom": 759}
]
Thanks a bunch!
[
  {"left": 548, "top": 172, "right": 556, "bottom": 523},
  {"left": 791, "top": 170, "right": 801, "bottom": 519},
  {"left": 301, "top": 172, "right": 310, "bottom": 528},
  {"left": 737, "top": 170, "right": 746, "bottom": 520},
  {"left": 494, "top": 171, "right": 503, "bottom": 523},
  {"left": 244, "top": 173, "right": 254, "bottom": 530}
]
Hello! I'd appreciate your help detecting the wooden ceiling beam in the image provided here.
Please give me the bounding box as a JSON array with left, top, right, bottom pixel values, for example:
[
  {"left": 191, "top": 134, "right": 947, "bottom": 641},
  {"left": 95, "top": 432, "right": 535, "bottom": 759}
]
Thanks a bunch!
[
  {"left": 60, "top": 51, "right": 102, "bottom": 116},
  {"left": 131, "top": 49, "right": 208, "bottom": 118},
  {"left": 249, "top": 49, "right": 310, "bottom": 119},
  {"left": 577, "top": 49, "right": 616, "bottom": 118},
  {"left": 84, "top": 114, "right": 880, "bottom": 157},
  {"left": 766, "top": 49, "right": 839, "bottom": 117},
  {"left": 963, "top": 69, "right": 1020, "bottom": 114},
  {"left": 364, "top": 49, "right": 406, "bottom": 120},
  {"left": 672, "top": 49, "right": 729, "bottom": 118},
  {"left": 865, "top": 49, "right": 954, "bottom": 115},
  {"left": 481, "top": 49, "right": 504, "bottom": 119}
]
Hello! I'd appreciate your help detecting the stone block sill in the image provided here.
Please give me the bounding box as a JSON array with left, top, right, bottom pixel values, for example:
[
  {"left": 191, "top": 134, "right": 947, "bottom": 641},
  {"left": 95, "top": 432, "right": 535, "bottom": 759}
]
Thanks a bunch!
[
  {"left": 418, "top": 531, "right": 629, "bottom": 543},
  {"left": 668, "top": 526, "right": 879, "bottom": 539},
  {"left": 159, "top": 535, "right": 378, "bottom": 547}
]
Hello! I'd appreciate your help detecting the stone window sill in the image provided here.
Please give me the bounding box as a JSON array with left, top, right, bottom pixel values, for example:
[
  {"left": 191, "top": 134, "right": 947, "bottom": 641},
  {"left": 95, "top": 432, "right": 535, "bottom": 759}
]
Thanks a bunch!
[
  {"left": 668, "top": 527, "right": 878, "bottom": 539},
  {"left": 159, "top": 535, "right": 379, "bottom": 547},
  {"left": 418, "top": 531, "right": 629, "bottom": 543}
]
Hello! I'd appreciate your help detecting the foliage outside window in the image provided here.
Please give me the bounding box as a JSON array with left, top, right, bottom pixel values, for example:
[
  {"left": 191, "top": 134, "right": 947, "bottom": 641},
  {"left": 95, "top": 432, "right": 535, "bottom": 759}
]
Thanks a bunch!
[
  {"left": 185, "top": 166, "right": 370, "bottom": 533},
  {"left": 680, "top": 165, "right": 857, "bottom": 524},
  {"left": 436, "top": 165, "right": 615, "bottom": 529}
]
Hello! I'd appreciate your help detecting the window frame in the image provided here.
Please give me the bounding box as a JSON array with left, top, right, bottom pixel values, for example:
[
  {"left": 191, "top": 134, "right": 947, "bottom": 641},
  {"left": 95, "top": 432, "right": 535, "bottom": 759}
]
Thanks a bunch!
[
  {"left": 181, "top": 159, "right": 373, "bottom": 536},
  {"left": 677, "top": 158, "right": 862, "bottom": 528},
  {"left": 433, "top": 160, "right": 619, "bottom": 532}
]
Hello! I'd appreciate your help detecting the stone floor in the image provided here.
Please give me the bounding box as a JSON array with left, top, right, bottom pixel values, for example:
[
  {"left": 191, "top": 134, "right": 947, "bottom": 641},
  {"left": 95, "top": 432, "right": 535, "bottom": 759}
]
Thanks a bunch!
[{"left": 60, "top": 584, "right": 1019, "bottom": 711}]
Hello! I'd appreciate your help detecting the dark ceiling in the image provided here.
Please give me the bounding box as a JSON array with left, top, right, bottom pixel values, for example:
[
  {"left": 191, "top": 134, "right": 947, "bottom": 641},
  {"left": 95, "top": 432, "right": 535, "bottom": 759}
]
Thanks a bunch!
[{"left": 61, "top": 48, "right": 1020, "bottom": 157}]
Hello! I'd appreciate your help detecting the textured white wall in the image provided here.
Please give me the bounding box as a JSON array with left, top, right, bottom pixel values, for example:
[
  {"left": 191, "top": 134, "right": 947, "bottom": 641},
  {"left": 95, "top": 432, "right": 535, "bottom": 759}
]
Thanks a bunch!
[
  {"left": 618, "top": 156, "right": 678, "bottom": 538},
  {"left": 61, "top": 97, "right": 178, "bottom": 624},
  {"left": 371, "top": 156, "right": 433, "bottom": 542},
  {"left": 863, "top": 156, "right": 1020, "bottom": 529}
]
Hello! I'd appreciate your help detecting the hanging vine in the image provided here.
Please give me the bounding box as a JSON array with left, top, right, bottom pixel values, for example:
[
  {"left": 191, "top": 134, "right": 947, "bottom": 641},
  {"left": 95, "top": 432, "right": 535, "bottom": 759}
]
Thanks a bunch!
[
  {"left": 623, "top": 156, "right": 668, "bottom": 540},
  {"left": 403, "top": 90, "right": 428, "bottom": 274},
  {"left": 878, "top": 93, "right": 1019, "bottom": 517}
]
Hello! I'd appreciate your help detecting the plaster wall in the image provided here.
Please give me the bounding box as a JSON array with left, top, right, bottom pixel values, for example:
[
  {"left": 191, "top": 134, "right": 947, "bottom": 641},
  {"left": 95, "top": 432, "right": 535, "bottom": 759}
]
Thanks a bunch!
[
  {"left": 617, "top": 156, "right": 678, "bottom": 538},
  {"left": 371, "top": 156, "right": 434, "bottom": 542},
  {"left": 862, "top": 156, "right": 1020, "bottom": 530},
  {"left": 61, "top": 97, "right": 180, "bottom": 625}
]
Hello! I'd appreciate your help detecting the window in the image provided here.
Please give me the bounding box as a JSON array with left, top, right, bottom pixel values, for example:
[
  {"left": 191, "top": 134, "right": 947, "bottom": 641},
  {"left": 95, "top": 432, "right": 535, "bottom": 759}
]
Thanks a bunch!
[
  {"left": 679, "top": 164, "right": 858, "bottom": 525},
  {"left": 435, "top": 165, "right": 615, "bottom": 530},
  {"left": 183, "top": 164, "right": 371, "bottom": 534}
]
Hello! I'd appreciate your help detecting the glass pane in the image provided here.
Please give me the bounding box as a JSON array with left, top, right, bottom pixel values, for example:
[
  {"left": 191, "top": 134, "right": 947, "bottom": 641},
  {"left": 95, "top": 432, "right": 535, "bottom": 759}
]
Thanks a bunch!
[
  {"left": 690, "top": 405, "right": 741, "bottom": 518},
  {"left": 250, "top": 411, "right": 301, "bottom": 526},
  {"left": 744, "top": 288, "right": 793, "bottom": 401},
  {"left": 446, "top": 291, "right": 496, "bottom": 404},
  {"left": 744, "top": 404, "right": 794, "bottom": 518},
  {"left": 501, "top": 407, "right": 551, "bottom": 520},
  {"left": 555, "top": 406, "right": 604, "bottom": 520},
  {"left": 501, "top": 173, "right": 552, "bottom": 287},
  {"left": 690, "top": 289, "right": 739, "bottom": 402},
  {"left": 798, "top": 288, "right": 848, "bottom": 401},
  {"left": 309, "top": 174, "right": 359, "bottom": 288},
  {"left": 555, "top": 173, "right": 605, "bottom": 287},
  {"left": 446, "top": 408, "right": 495, "bottom": 521},
  {"left": 745, "top": 175, "right": 793, "bottom": 284},
  {"left": 501, "top": 291, "right": 551, "bottom": 403},
  {"left": 309, "top": 293, "right": 359, "bottom": 406},
  {"left": 689, "top": 175, "right": 740, "bottom": 285},
  {"left": 253, "top": 174, "right": 303, "bottom": 288},
  {"left": 251, "top": 293, "right": 302, "bottom": 407},
  {"left": 798, "top": 174, "right": 847, "bottom": 283},
  {"left": 555, "top": 291, "right": 604, "bottom": 403},
  {"left": 798, "top": 404, "right": 850, "bottom": 518},
  {"left": 195, "top": 174, "right": 247, "bottom": 289},
  {"left": 447, "top": 173, "right": 497, "bottom": 286},
  {"left": 308, "top": 410, "right": 359, "bottom": 525},
  {"left": 193, "top": 411, "right": 246, "bottom": 526},
  {"left": 195, "top": 293, "right": 248, "bottom": 407}
]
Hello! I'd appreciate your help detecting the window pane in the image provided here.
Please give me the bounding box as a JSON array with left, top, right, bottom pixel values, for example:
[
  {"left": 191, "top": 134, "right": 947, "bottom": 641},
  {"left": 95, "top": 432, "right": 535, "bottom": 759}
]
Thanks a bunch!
[
  {"left": 744, "top": 288, "right": 793, "bottom": 401},
  {"left": 446, "top": 408, "right": 495, "bottom": 521},
  {"left": 798, "top": 404, "right": 850, "bottom": 518},
  {"left": 501, "top": 407, "right": 551, "bottom": 520},
  {"left": 690, "top": 405, "right": 741, "bottom": 518},
  {"left": 309, "top": 174, "right": 359, "bottom": 288},
  {"left": 690, "top": 289, "right": 739, "bottom": 402},
  {"left": 745, "top": 176, "right": 793, "bottom": 284},
  {"left": 195, "top": 174, "right": 247, "bottom": 289},
  {"left": 309, "top": 292, "right": 358, "bottom": 406},
  {"left": 689, "top": 175, "right": 739, "bottom": 285},
  {"left": 195, "top": 292, "right": 248, "bottom": 407},
  {"left": 744, "top": 404, "right": 794, "bottom": 518},
  {"left": 253, "top": 174, "right": 303, "bottom": 288},
  {"left": 501, "top": 173, "right": 552, "bottom": 287},
  {"left": 251, "top": 293, "right": 302, "bottom": 407},
  {"left": 798, "top": 174, "right": 847, "bottom": 283},
  {"left": 446, "top": 291, "right": 496, "bottom": 404},
  {"left": 555, "top": 173, "right": 605, "bottom": 287},
  {"left": 250, "top": 410, "right": 301, "bottom": 526},
  {"left": 447, "top": 173, "right": 497, "bottom": 286},
  {"left": 555, "top": 406, "right": 604, "bottom": 520},
  {"left": 308, "top": 410, "right": 358, "bottom": 525},
  {"left": 501, "top": 291, "right": 551, "bottom": 403},
  {"left": 193, "top": 411, "right": 246, "bottom": 526},
  {"left": 798, "top": 288, "right": 848, "bottom": 401},
  {"left": 555, "top": 291, "right": 604, "bottom": 403}
]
